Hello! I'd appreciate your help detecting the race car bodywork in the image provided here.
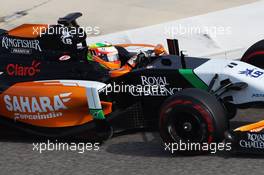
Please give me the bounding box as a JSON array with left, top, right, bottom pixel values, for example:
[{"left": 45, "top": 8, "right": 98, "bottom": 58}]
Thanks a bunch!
[
  {"left": 1, "top": 12, "right": 264, "bottom": 154},
  {"left": 0, "top": 80, "right": 111, "bottom": 127}
]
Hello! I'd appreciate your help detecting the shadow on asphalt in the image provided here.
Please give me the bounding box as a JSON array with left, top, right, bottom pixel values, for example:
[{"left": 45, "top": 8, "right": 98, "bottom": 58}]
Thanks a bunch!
[
  {"left": 0, "top": 121, "right": 264, "bottom": 158},
  {"left": 105, "top": 121, "right": 264, "bottom": 158}
]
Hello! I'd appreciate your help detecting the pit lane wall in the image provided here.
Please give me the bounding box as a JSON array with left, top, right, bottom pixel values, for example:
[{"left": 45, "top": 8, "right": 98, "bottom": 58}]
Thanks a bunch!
[{"left": 88, "top": 0, "right": 264, "bottom": 59}]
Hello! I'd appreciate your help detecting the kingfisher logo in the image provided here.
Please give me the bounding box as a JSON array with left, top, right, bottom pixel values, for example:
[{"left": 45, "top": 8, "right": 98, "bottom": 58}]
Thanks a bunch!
[
  {"left": 6, "top": 60, "right": 40, "bottom": 77},
  {"left": 3, "top": 93, "right": 72, "bottom": 120},
  {"left": 1, "top": 36, "right": 42, "bottom": 51}
]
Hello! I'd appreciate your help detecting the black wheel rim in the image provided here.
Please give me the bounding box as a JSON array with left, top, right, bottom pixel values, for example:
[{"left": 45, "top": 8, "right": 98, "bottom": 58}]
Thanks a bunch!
[{"left": 168, "top": 110, "right": 207, "bottom": 143}]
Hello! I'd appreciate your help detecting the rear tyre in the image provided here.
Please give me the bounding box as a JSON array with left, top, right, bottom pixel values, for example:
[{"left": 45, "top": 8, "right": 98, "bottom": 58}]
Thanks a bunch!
[
  {"left": 241, "top": 40, "right": 264, "bottom": 68},
  {"left": 159, "top": 88, "right": 228, "bottom": 155}
]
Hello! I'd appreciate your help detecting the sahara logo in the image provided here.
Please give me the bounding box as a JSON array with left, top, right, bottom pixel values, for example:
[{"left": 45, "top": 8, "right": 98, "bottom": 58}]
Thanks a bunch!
[
  {"left": 3, "top": 93, "right": 72, "bottom": 120},
  {"left": 1, "top": 37, "right": 42, "bottom": 51},
  {"left": 6, "top": 60, "right": 41, "bottom": 77},
  {"left": 239, "top": 68, "right": 264, "bottom": 78}
]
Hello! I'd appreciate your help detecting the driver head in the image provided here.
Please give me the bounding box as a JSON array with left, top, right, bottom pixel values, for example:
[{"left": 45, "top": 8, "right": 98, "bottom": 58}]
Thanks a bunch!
[{"left": 88, "top": 42, "right": 121, "bottom": 70}]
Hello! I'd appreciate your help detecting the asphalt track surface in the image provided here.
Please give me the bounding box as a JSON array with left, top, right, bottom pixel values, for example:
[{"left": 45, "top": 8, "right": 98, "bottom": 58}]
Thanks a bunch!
[{"left": 0, "top": 109, "right": 263, "bottom": 175}]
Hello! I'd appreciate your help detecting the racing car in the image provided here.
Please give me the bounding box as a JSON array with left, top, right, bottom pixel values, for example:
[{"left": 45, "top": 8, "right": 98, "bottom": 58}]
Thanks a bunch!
[{"left": 1, "top": 12, "right": 264, "bottom": 155}]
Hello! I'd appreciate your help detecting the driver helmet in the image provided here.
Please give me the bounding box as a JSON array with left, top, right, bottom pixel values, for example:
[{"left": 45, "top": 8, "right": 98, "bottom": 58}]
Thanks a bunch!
[{"left": 88, "top": 42, "right": 121, "bottom": 69}]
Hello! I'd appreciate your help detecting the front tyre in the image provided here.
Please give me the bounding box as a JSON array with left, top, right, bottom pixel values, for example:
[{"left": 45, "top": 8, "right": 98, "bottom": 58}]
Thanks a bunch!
[
  {"left": 241, "top": 40, "right": 264, "bottom": 68},
  {"left": 159, "top": 88, "right": 228, "bottom": 155}
]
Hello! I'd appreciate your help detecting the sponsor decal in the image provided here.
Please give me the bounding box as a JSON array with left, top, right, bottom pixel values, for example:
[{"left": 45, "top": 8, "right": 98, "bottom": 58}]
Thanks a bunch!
[
  {"left": 6, "top": 60, "right": 40, "bottom": 77},
  {"left": 239, "top": 133, "right": 264, "bottom": 149},
  {"left": 61, "top": 30, "right": 73, "bottom": 45},
  {"left": 14, "top": 112, "right": 63, "bottom": 121},
  {"left": 139, "top": 76, "right": 181, "bottom": 96},
  {"left": 1, "top": 36, "right": 42, "bottom": 51},
  {"left": 239, "top": 68, "right": 264, "bottom": 78},
  {"left": 252, "top": 94, "right": 264, "bottom": 98},
  {"left": 141, "top": 76, "right": 169, "bottom": 86},
  {"left": 11, "top": 48, "right": 32, "bottom": 55},
  {"left": 3, "top": 92, "right": 72, "bottom": 120},
  {"left": 59, "top": 55, "right": 71, "bottom": 61}
]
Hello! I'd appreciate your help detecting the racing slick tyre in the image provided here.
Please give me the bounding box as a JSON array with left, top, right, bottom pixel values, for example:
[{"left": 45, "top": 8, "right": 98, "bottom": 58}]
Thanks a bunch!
[
  {"left": 241, "top": 40, "right": 264, "bottom": 68},
  {"left": 159, "top": 88, "right": 228, "bottom": 155}
]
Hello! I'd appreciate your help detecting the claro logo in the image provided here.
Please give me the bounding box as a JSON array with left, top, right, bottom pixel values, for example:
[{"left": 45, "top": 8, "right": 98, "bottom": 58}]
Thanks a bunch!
[
  {"left": 3, "top": 93, "right": 72, "bottom": 113},
  {"left": 6, "top": 60, "right": 40, "bottom": 77}
]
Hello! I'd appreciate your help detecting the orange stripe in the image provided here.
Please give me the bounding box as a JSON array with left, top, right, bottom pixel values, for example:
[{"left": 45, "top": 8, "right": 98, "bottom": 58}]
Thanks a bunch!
[
  {"left": 8, "top": 24, "right": 48, "bottom": 38},
  {"left": 235, "top": 120, "right": 264, "bottom": 132}
]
